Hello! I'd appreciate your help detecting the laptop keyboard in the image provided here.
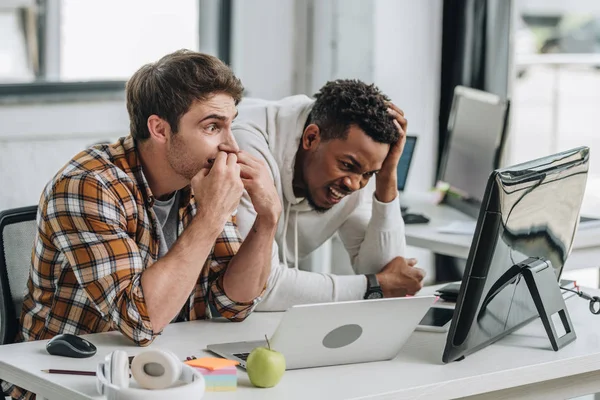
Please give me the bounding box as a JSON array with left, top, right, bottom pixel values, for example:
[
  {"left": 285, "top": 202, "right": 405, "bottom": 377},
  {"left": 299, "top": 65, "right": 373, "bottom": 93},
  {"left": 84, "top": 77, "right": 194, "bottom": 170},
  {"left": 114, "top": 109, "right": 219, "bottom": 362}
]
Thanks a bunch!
[{"left": 233, "top": 353, "right": 250, "bottom": 361}]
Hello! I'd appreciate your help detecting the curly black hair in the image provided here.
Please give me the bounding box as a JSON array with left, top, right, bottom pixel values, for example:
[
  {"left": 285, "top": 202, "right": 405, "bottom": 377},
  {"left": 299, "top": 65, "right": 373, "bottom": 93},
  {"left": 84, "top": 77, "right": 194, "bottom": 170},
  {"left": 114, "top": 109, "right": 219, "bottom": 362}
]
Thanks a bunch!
[{"left": 309, "top": 79, "right": 398, "bottom": 144}]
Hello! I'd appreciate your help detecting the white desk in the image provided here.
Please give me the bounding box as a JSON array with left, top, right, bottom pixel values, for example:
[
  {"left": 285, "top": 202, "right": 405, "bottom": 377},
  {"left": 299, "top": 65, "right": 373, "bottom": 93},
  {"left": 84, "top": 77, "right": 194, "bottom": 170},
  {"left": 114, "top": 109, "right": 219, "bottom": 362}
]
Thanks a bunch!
[
  {"left": 2, "top": 287, "right": 600, "bottom": 400},
  {"left": 403, "top": 193, "right": 600, "bottom": 272}
]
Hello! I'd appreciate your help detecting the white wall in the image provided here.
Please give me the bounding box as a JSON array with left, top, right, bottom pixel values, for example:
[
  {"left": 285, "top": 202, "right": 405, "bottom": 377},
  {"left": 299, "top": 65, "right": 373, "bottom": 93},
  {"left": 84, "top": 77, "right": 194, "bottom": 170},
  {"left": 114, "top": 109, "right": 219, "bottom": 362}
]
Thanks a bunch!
[
  {"left": 0, "top": 99, "right": 127, "bottom": 211},
  {"left": 373, "top": 0, "right": 442, "bottom": 194},
  {"left": 230, "top": 0, "right": 297, "bottom": 99}
]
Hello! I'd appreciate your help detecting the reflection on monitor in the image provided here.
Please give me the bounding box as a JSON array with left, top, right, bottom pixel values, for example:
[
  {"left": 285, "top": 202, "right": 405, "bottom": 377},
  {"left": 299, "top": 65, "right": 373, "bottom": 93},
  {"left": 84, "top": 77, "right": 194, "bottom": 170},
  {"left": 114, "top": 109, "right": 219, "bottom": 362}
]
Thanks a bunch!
[
  {"left": 396, "top": 135, "right": 417, "bottom": 192},
  {"left": 438, "top": 86, "right": 510, "bottom": 216},
  {"left": 442, "top": 146, "right": 589, "bottom": 363}
]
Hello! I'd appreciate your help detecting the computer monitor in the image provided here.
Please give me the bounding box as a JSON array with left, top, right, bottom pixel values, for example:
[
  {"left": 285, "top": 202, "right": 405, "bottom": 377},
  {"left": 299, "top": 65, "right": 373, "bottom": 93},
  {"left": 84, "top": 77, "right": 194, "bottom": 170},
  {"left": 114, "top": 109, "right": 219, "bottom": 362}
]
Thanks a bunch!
[
  {"left": 438, "top": 86, "right": 511, "bottom": 218},
  {"left": 442, "top": 146, "right": 589, "bottom": 363},
  {"left": 397, "top": 135, "right": 417, "bottom": 192}
]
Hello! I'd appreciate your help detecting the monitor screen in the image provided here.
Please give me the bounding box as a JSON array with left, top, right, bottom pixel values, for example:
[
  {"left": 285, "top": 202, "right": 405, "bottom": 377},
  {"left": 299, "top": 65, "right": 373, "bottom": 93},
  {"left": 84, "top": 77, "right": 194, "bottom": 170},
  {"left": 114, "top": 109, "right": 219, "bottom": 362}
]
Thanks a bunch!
[
  {"left": 442, "top": 146, "right": 589, "bottom": 363},
  {"left": 438, "top": 86, "right": 510, "bottom": 204},
  {"left": 396, "top": 135, "right": 417, "bottom": 192}
]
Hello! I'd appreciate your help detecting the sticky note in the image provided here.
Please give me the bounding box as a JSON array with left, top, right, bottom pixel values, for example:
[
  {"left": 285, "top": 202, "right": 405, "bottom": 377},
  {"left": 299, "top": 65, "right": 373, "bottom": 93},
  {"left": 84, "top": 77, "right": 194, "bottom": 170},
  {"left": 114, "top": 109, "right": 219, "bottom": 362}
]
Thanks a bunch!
[
  {"left": 190, "top": 364, "right": 238, "bottom": 391},
  {"left": 185, "top": 357, "right": 240, "bottom": 371}
]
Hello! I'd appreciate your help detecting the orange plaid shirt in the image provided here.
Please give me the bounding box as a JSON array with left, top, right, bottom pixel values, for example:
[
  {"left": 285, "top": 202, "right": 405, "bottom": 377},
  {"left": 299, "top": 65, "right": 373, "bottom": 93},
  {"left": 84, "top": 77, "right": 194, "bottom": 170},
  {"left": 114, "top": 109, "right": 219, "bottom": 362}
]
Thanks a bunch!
[{"left": 7, "top": 136, "right": 259, "bottom": 399}]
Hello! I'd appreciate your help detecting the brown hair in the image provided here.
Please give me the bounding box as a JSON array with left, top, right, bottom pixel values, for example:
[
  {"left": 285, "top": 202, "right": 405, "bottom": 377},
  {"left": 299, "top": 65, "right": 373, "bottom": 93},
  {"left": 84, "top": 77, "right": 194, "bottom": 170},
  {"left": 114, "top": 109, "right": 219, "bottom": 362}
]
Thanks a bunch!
[{"left": 126, "top": 49, "right": 244, "bottom": 141}]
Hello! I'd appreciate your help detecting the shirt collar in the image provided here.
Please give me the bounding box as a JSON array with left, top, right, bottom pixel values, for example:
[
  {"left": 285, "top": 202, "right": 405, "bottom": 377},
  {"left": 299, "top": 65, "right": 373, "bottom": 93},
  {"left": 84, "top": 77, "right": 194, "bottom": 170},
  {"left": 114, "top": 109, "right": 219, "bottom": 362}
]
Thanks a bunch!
[{"left": 122, "top": 135, "right": 194, "bottom": 209}]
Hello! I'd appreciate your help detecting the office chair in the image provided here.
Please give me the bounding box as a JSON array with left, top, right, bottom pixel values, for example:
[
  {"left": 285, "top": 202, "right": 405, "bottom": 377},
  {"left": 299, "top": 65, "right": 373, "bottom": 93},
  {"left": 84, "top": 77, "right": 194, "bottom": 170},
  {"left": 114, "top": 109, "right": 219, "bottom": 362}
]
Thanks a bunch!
[{"left": 0, "top": 205, "right": 37, "bottom": 345}]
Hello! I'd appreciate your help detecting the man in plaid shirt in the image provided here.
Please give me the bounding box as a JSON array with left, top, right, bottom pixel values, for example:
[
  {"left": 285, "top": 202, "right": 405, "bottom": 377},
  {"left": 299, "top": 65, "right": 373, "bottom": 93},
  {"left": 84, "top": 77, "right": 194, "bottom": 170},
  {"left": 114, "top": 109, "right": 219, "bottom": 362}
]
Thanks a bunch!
[{"left": 6, "top": 50, "right": 280, "bottom": 399}]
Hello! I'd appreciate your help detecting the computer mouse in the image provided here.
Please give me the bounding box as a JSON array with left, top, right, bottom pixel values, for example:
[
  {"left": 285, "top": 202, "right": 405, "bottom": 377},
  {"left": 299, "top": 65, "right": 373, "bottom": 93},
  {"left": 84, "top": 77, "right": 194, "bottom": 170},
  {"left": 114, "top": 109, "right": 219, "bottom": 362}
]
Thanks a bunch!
[
  {"left": 46, "top": 333, "right": 97, "bottom": 358},
  {"left": 403, "top": 213, "right": 430, "bottom": 224}
]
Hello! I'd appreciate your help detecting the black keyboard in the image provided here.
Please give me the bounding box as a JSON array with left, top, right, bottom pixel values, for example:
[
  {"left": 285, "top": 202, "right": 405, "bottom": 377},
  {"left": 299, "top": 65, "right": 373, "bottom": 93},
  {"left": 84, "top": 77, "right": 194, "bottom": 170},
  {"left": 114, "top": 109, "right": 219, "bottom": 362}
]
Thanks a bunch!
[{"left": 233, "top": 352, "right": 250, "bottom": 361}]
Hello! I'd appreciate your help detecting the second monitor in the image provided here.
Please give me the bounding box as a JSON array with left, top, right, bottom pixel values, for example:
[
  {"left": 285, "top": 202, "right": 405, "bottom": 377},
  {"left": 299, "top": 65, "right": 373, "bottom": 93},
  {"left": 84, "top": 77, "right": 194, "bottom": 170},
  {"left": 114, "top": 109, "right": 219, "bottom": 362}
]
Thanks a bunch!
[
  {"left": 442, "top": 146, "right": 589, "bottom": 363},
  {"left": 438, "top": 86, "right": 511, "bottom": 218}
]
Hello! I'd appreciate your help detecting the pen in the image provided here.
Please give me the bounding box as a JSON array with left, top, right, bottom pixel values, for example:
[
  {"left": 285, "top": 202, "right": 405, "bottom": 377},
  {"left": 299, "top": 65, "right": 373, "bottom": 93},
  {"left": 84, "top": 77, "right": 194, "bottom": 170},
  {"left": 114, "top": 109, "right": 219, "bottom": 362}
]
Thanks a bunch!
[
  {"left": 127, "top": 355, "right": 197, "bottom": 363},
  {"left": 42, "top": 369, "right": 95, "bottom": 376},
  {"left": 41, "top": 356, "right": 199, "bottom": 376}
]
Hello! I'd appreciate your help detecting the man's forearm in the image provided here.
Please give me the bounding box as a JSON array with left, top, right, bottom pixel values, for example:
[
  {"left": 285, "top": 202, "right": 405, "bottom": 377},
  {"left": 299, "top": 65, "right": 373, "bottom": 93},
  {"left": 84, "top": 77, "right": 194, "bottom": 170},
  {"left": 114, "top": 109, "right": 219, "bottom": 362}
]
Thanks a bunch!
[
  {"left": 140, "top": 211, "right": 223, "bottom": 333},
  {"left": 223, "top": 215, "right": 277, "bottom": 303},
  {"left": 375, "top": 173, "right": 398, "bottom": 203}
]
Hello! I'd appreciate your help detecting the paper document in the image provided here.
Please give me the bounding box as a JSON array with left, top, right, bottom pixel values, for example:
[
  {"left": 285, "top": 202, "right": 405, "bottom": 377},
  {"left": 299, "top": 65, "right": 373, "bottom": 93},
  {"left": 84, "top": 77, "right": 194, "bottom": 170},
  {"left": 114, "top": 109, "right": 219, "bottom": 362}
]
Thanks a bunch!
[
  {"left": 436, "top": 217, "right": 600, "bottom": 235},
  {"left": 436, "top": 221, "right": 476, "bottom": 235},
  {"left": 579, "top": 216, "right": 600, "bottom": 230}
]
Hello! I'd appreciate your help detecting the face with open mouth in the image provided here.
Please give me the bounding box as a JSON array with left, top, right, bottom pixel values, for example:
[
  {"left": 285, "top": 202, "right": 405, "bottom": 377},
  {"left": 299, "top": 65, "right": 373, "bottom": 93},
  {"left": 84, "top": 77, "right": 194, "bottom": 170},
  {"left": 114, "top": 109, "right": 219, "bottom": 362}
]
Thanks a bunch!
[{"left": 299, "top": 124, "right": 389, "bottom": 212}]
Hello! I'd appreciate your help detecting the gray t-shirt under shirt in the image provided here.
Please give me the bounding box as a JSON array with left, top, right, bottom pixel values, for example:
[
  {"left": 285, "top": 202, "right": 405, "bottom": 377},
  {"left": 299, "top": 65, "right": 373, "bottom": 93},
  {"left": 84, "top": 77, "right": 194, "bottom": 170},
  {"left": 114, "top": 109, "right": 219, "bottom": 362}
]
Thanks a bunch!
[
  {"left": 153, "top": 191, "right": 180, "bottom": 258},
  {"left": 152, "top": 189, "right": 221, "bottom": 320}
]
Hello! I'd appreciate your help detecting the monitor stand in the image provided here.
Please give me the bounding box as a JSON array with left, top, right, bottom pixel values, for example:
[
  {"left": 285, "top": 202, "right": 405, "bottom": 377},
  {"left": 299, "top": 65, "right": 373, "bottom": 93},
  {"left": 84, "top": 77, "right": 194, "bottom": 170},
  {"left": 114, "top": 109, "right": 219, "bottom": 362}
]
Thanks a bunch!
[
  {"left": 479, "top": 257, "right": 576, "bottom": 351},
  {"left": 521, "top": 258, "right": 576, "bottom": 351}
]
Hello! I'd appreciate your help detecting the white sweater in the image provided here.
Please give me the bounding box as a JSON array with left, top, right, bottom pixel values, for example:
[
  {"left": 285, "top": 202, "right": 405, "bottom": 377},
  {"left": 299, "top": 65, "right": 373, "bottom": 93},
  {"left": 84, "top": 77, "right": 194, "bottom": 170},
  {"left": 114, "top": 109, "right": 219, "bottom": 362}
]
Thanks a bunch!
[{"left": 233, "top": 95, "right": 407, "bottom": 311}]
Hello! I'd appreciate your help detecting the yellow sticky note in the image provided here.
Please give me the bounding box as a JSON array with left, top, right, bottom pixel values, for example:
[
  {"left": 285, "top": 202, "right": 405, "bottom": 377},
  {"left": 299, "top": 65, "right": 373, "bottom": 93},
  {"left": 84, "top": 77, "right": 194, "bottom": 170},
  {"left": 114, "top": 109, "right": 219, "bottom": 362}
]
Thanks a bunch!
[{"left": 185, "top": 357, "right": 240, "bottom": 370}]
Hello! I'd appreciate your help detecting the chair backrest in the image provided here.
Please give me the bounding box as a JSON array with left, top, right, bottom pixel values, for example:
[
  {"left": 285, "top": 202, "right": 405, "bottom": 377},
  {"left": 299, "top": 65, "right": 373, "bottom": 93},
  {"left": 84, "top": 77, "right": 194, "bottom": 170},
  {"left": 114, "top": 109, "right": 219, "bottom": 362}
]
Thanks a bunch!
[{"left": 0, "top": 206, "right": 37, "bottom": 345}]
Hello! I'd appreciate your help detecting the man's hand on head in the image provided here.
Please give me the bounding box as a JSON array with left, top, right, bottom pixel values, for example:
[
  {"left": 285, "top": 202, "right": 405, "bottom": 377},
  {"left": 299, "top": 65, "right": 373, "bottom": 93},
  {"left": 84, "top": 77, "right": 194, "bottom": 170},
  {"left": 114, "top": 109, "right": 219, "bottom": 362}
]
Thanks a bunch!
[
  {"left": 376, "top": 256, "right": 425, "bottom": 298},
  {"left": 237, "top": 151, "right": 282, "bottom": 226},
  {"left": 375, "top": 103, "right": 407, "bottom": 203}
]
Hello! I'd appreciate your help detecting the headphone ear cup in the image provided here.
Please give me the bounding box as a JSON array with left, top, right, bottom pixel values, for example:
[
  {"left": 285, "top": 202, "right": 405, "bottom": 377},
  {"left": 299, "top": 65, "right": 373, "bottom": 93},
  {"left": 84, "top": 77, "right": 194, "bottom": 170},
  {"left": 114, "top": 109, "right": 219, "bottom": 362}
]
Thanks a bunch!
[
  {"left": 164, "top": 350, "right": 182, "bottom": 377},
  {"left": 109, "top": 350, "right": 130, "bottom": 389},
  {"left": 131, "top": 350, "right": 181, "bottom": 390}
]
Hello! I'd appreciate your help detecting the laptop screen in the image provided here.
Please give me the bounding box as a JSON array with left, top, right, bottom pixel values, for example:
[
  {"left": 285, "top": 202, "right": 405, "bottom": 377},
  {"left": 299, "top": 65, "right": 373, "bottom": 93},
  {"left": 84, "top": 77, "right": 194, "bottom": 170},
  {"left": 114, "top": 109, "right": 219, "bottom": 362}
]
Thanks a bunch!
[{"left": 397, "top": 135, "right": 417, "bottom": 191}]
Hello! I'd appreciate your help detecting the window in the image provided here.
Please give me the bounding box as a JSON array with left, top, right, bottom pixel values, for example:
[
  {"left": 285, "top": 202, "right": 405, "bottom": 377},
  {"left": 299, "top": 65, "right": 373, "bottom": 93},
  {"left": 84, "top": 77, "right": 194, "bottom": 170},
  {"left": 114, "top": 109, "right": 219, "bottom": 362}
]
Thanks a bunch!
[
  {"left": 0, "top": 0, "right": 210, "bottom": 84},
  {"left": 60, "top": 0, "right": 199, "bottom": 81},
  {"left": 512, "top": 3, "right": 600, "bottom": 288}
]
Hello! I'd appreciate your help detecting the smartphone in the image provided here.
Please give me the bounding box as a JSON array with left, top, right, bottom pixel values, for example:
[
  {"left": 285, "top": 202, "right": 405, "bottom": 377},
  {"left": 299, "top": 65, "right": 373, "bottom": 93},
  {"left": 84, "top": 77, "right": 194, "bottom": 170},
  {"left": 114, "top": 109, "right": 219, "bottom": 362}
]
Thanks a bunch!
[
  {"left": 416, "top": 306, "right": 455, "bottom": 333},
  {"left": 436, "top": 282, "right": 461, "bottom": 302}
]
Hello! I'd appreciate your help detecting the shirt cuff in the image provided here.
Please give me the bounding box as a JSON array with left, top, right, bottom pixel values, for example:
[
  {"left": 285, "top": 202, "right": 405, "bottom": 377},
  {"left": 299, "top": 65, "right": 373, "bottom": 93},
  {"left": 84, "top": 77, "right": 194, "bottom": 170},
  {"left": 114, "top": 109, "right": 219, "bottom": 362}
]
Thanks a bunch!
[
  {"left": 211, "top": 275, "right": 265, "bottom": 321},
  {"left": 371, "top": 192, "right": 403, "bottom": 232},
  {"left": 334, "top": 274, "right": 368, "bottom": 302}
]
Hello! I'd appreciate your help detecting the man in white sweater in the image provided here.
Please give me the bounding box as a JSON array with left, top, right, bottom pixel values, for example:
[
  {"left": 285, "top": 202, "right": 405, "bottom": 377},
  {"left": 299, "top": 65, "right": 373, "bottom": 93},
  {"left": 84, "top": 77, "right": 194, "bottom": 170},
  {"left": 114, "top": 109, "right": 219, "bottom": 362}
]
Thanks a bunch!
[{"left": 233, "top": 79, "right": 425, "bottom": 311}]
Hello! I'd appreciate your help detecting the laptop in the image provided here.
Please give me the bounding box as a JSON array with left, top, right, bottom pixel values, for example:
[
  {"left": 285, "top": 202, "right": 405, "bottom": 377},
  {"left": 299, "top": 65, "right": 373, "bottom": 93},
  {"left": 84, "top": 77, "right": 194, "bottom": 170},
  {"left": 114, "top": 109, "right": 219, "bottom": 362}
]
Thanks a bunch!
[
  {"left": 207, "top": 295, "right": 436, "bottom": 370},
  {"left": 397, "top": 135, "right": 418, "bottom": 196},
  {"left": 397, "top": 135, "right": 429, "bottom": 223}
]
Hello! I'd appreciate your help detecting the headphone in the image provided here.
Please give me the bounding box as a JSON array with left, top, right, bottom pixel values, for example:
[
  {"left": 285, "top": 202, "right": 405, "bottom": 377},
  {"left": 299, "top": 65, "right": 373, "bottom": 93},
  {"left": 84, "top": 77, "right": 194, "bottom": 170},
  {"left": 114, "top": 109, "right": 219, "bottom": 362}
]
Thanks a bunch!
[{"left": 96, "top": 349, "right": 205, "bottom": 400}]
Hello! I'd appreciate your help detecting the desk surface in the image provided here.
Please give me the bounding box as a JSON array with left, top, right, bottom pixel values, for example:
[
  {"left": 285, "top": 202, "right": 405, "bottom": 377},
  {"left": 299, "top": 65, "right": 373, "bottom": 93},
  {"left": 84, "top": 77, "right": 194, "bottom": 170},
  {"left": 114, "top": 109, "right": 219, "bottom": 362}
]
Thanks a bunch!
[
  {"left": 2, "top": 287, "right": 600, "bottom": 400},
  {"left": 404, "top": 193, "right": 600, "bottom": 271}
]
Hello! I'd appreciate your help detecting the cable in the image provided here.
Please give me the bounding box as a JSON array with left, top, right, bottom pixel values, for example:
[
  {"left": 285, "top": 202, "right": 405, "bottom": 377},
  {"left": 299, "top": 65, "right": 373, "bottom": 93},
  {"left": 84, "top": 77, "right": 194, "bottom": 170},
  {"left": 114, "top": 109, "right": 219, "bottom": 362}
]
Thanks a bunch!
[
  {"left": 560, "top": 286, "right": 600, "bottom": 315},
  {"left": 560, "top": 287, "right": 580, "bottom": 295}
]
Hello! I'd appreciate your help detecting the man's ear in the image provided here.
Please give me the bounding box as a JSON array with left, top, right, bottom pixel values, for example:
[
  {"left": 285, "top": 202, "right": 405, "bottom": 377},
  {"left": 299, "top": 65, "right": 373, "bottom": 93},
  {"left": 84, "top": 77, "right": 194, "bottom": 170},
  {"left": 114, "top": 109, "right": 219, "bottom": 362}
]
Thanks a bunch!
[
  {"left": 301, "top": 123, "right": 321, "bottom": 150},
  {"left": 147, "top": 115, "right": 170, "bottom": 144}
]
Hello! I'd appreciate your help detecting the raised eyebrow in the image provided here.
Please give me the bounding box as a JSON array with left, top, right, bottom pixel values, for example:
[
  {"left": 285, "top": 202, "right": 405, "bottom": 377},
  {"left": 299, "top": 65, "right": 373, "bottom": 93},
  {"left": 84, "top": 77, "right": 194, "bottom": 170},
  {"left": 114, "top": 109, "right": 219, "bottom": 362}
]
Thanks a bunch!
[
  {"left": 199, "top": 114, "right": 227, "bottom": 123},
  {"left": 200, "top": 111, "right": 238, "bottom": 123}
]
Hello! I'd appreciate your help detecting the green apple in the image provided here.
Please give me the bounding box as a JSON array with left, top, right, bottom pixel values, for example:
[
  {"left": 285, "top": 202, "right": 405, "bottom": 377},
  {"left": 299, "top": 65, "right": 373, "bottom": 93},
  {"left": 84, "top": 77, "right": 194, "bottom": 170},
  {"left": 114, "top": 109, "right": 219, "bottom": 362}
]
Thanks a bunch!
[{"left": 246, "top": 336, "right": 286, "bottom": 388}]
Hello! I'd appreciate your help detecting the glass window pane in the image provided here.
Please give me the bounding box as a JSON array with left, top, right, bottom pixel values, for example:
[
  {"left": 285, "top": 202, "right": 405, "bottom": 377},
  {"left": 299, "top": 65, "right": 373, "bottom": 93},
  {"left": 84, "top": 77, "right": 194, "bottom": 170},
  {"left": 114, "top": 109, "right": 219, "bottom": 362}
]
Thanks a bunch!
[
  {"left": 60, "top": 0, "right": 199, "bottom": 81},
  {"left": 0, "top": 8, "right": 35, "bottom": 82}
]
